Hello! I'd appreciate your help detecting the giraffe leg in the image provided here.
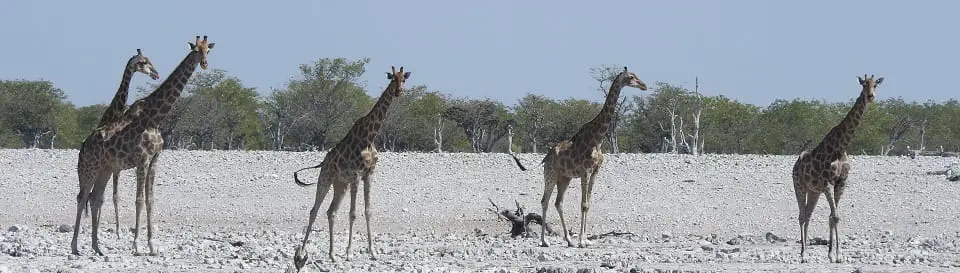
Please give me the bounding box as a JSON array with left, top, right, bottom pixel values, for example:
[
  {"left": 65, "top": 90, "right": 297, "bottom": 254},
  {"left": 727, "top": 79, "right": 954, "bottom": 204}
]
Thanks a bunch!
[
  {"left": 578, "top": 169, "right": 599, "bottom": 248},
  {"left": 326, "top": 182, "right": 347, "bottom": 262},
  {"left": 362, "top": 172, "right": 376, "bottom": 260},
  {"left": 824, "top": 186, "right": 841, "bottom": 263},
  {"left": 71, "top": 175, "right": 95, "bottom": 255},
  {"left": 294, "top": 176, "right": 332, "bottom": 271},
  {"left": 554, "top": 176, "right": 574, "bottom": 247},
  {"left": 145, "top": 154, "right": 160, "bottom": 256},
  {"left": 345, "top": 180, "right": 359, "bottom": 261},
  {"left": 539, "top": 172, "right": 556, "bottom": 247},
  {"left": 112, "top": 172, "right": 121, "bottom": 239},
  {"left": 89, "top": 171, "right": 111, "bottom": 256},
  {"left": 792, "top": 177, "right": 806, "bottom": 261},
  {"left": 833, "top": 182, "right": 845, "bottom": 263},
  {"left": 132, "top": 165, "right": 148, "bottom": 256},
  {"left": 801, "top": 190, "right": 820, "bottom": 263}
]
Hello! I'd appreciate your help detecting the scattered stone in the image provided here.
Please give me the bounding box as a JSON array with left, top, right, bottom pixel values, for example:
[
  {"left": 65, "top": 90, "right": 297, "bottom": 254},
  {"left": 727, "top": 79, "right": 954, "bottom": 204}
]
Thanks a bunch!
[
  {"left": 661, "top": 232, "right": 673, "bottom": 239},
  {"left": 57, "top": 224, "right": 72, "bottom": 233},
  {"left": 6, "top": 226, "right": 20, "bottom": 232},
  {"left": 537, "top": 252, "right": 552, "bottom": 262},
  {"left": 699, "top": 240, "right": 715, "bottom": 251},
  {"left": 809, "top": 237, "right": 830, "bottom": 245},
  {"left": 765, "top": 232, "right": 786, "bottom": 243},
  {"left": 720, "top": 247, "right": 741, "bottom": 254}
]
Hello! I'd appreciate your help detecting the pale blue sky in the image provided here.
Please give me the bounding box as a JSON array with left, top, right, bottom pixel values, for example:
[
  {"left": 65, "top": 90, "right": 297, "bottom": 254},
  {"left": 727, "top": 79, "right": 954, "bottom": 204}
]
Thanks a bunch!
[{"left": 1, "top": 1, "right": 956, "bottom": 107}]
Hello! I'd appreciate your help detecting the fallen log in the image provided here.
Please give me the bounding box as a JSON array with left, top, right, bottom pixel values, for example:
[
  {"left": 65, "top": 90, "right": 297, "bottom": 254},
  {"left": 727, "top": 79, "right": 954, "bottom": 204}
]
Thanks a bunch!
[{"left": 488, "top": 198, "right": 555, "bottom": 238}]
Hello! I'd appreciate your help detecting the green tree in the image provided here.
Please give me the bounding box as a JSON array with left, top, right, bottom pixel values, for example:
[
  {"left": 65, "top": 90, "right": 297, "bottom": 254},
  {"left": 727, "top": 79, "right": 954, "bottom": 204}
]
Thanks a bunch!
[
  {"left": 75, "top": 104, "right": 108, "bottom": 137},
  {"left": 445, "top": 98, "right": 512, "bottom": 152},
  {"left": 699, "top": 95, "right": 760, "bottom": 154},
  {"left": 276, "top": 57, "right": 373, "bottom": 151},
  {"left": 379, "top": 85, "right": 453, "bottom": 151},
  {"left": 0, "top": 80, "right": 71, "bottom": 148},
  {"left": 541, "top": 98, "right": 601, "bottom": 149},
  {"left": 513, "top": 93, "right": 554, "bottom": 153}
]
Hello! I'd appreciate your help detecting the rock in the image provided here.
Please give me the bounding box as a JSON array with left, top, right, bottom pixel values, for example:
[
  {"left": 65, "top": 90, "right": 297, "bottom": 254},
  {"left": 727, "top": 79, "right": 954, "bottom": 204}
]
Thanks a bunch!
[
  {"left": 720, "top": 247, "right": 741, "bottom": 254},
  {"left": 764, "top": 232, "right": 786, "bottom": 243},
  {"left": 661, "top": 232, "right": 672, "bottom": 239},
  {"left": 699, "top": 240, "right": 715, "bottom": 251},
  {"left": 6, "top": 226, "right": 20, "bottom": 232},
  {"left": 57, "top": 224, "right": 73, "bottom": 233},
  {"left": 537, "top": 253, "right": 552, "bottom": 262}
]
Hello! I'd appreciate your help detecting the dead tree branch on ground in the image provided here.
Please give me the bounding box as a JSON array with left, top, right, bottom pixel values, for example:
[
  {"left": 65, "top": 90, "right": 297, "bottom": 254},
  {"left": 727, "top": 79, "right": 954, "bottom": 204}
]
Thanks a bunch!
[
  {"left": 587, "top": 231, "right": 636, "bottom": 240},
  {"left": 487, "top": 198, "right": 555, "bottom": 238}
]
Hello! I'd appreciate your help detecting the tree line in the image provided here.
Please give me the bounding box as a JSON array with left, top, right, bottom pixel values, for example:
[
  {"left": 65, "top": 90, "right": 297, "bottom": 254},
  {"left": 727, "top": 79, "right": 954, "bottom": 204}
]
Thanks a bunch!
[{"left": 1, "top": 57, "right": 956, "bottom": 156}]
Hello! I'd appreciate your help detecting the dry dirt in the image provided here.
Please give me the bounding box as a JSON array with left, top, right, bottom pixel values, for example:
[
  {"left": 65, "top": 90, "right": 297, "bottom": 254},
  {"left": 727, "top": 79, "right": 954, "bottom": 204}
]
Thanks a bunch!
[{"left": 1, "top": 149, "right": 958, "bottom": 272}]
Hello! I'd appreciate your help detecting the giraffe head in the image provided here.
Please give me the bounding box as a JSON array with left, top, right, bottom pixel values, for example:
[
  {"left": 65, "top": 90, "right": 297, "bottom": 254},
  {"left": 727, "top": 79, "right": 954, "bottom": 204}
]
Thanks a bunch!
[
  {"left": 187, "top": 35, "right": 216, "bottom": 70},
  {"left": 385, "top": 66, "right": 411, "bottom": 96},
  {"left": 130, "top": 49, "right": 160, "bottom": 80},
  {"left": 615, "top": 66, "right": 649, "bottom": 91},
  {"left": 857, "top": 74, "right": 884, "bottom": 102}
]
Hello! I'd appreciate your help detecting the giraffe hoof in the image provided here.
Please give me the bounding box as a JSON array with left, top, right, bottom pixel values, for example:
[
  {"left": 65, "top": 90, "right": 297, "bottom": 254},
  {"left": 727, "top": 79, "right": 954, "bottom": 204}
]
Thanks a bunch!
[
  {"left": 369, "top": 254, "right": 378, "bottom": 261},
  {"left": 293, "top": 252, "right": 308, "bottom": 271},
  {"left": 539, "top": 242, "right": 549, "bottom": 248}
]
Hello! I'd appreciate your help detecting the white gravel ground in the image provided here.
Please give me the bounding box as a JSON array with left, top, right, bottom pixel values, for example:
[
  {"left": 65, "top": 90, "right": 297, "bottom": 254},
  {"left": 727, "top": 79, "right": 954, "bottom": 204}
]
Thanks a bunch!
[{"left": 0, "top": 149, "right": 959, "bottom": 273}]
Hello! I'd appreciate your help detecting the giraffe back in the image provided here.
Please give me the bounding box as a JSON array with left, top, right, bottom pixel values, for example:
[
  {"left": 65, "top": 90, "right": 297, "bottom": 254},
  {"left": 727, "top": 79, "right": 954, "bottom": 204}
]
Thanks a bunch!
[
  {"left": 544, "top": 139, "right": 604, "bottom": 178},
  {"left": 793, "top": 148, "right": 850, "bottom": 192}
]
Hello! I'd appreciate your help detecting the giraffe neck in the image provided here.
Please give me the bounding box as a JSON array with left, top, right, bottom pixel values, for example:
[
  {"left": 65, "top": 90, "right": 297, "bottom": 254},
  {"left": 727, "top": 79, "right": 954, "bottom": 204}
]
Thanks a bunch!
[
  {"left": 817, "top": 91, "right": 870, "bottom": 154},
  {"left": 135, "top": 51, "right": 202, "bottom": 130},
  {"left": 355, "top": 81, "right": 400, "bottom": 142},
  {"left": 573, "top": 74, "right": 626, "bottom": 148},
  {"left": 96, "top": 56, "right": 138, "bottom": 128}
]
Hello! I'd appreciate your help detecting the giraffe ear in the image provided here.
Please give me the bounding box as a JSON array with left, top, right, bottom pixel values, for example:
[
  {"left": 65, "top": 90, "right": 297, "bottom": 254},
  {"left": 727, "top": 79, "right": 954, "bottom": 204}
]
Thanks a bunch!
[
  {"left": 207, "top": 43, "right": 216, "bottom": 50},
  {"left": 875, "top": 77, "right": 884, "bottom": 85},
  {"left": 386, "top": 72, "right": 394, "bottom": 80},
  {"left": 188, "top": 42, "right": 196, "bottom": 50},
  {"left": 857, "top": 76, "right": 864, "bottom": 85},
  {"left": 403, "top": 72, "right": 411, "bottom": 79}
]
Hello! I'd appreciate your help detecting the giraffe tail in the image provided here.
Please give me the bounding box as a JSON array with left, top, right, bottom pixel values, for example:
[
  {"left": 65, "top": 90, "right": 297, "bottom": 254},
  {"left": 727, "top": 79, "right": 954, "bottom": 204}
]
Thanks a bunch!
[
  {"left": 293, "top": 163, "right": 323, "bottom": 187},
  {"left": 509, "top": 153, "right": 528, "bottom": 171}
]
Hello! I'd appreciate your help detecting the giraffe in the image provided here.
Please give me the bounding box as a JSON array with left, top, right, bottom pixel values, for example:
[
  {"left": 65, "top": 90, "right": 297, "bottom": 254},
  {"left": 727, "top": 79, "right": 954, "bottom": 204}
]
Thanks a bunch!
[
  {"left": 793, "top": 74, "right": 883, "bottom": 263},
  {"left": 511, "top": 66, "right": 648, "bottom": 248},
  {"left": 86, "top": 48, "right": 161, "bottom": 239},
  {"left": 291, "top": 66, "right": 410, "bottom": 270},
  {"left": 70, "top": 36, "right": 215, "bottom": 256}
]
